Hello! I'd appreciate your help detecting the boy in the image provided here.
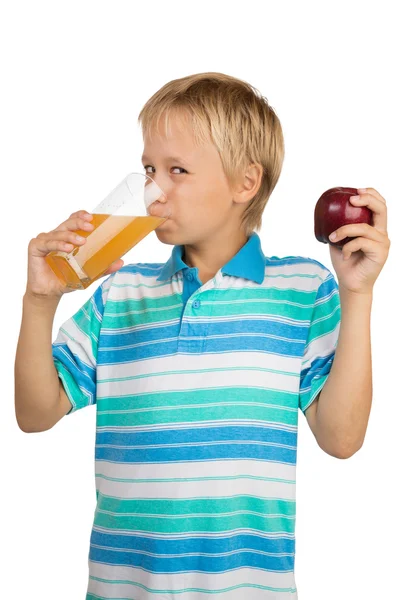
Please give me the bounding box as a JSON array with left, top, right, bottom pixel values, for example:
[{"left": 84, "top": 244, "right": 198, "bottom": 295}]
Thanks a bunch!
[{"left": 15, "top": 72, "right": 390, "bottom": 599}]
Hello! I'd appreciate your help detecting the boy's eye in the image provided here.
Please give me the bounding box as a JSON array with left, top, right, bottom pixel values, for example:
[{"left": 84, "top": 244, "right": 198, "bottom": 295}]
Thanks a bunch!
[{"left": 143, "top": 165, "right": 187, "bottom": 175}]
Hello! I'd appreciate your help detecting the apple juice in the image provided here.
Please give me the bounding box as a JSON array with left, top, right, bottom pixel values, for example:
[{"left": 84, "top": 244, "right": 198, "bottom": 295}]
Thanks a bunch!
[{"left": 45, "top": 213, "right": 166, "bottom": 290}]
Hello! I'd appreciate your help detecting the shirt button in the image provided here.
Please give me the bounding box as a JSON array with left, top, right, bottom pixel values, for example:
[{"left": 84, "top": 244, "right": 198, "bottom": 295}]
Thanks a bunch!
[
  {"left": 193, "top": 300, "right": 201, "bottom": 309},
  {"left": 186, "top": 272, "right": 194, "bottom": 281}
]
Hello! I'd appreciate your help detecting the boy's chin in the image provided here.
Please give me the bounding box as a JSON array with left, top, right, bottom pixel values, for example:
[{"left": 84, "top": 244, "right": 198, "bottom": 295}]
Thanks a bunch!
[
  {"left": 154, "top": 225, "right": 177, "bottom": 246},
  {"left": 154, "top": 223, "right": 189, "bottom": 247}
]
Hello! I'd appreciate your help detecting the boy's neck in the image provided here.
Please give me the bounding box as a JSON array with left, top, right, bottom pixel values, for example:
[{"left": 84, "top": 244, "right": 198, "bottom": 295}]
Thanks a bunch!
[{"left": 182, "top": 229, "right": 249, "bottom": 285}]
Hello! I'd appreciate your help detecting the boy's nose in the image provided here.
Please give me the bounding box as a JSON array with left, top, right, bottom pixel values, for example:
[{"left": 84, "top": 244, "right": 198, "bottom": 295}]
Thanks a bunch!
[
  {"left": 154, "top": 177, "right": 172, "bottom": 196},
  {"left": 144, "top": 180, "right": 167, "bottom": 204},
  {"left": 148, "top": 196, "right": 171, "bottom": 218}
]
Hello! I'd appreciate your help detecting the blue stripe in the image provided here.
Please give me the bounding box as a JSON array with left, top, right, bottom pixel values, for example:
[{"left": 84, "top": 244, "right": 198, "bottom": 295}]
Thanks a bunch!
[
  {"left": 52, "top": 344, "right": 95, "bottom": 391},
  {"left": 300, "top": 354, "right": 334, "bottom": 393},
  {"left": 95, "top": 425, "right": 298, "bottom": 448},
  {"left": 97, "top": 334, "right": 304, "bottom": 363},
  {"left": 90, "top": 530, "right": 295, "bottom": 555},
  {"left": 317, "top": 273, "right": 338, "bottom": 299},
  {"left": 99, "top": 318, "right": 307, "bottom": 345},
  {"left": 119, "top": 264, "right": 165, "bottom": 278},
  {"left": 95, "top": 442, "right": 297, "bottom": 464},
  {"left": 88, "top": 541, "right": 295, "bottom": 573}
]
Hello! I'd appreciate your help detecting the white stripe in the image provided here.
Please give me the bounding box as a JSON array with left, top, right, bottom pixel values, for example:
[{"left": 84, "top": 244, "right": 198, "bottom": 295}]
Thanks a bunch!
[
  {"left": 95, "top": 472, "right": 296, "bottom": 501},
  {"left": 302, "top": 321, "right": 340, "bottom": 369},
  {"left": 110, "top": 281, "right": 182, "bottom": 299},
  {"left": 182, "top": 313, "right": 308, "bottom": 325},
  {"left": 97, "top": 351, "right": 300, "bottom": 380},
  {"left": 97, "top": 366, "right": 301, "bottom": 397},
  {"left": 92, "top": 525, "right": 295, "bottom": 540},
  {"left": 95, "top": 459, "right": 296, "bottom": 482},
  {"left": 87, "top": 562, "right": 297, "bottom": 598},
  {"left": 54, "top": 319, "right": 96, "bottom": 368},
  {"left": 96, "top": 419, "right": 298, "bottom": 434}
]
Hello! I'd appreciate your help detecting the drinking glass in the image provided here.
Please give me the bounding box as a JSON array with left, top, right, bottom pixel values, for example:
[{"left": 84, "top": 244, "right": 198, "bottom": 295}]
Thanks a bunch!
[{"left": 45, "top": 172, "right": 169, "bottom": 290}]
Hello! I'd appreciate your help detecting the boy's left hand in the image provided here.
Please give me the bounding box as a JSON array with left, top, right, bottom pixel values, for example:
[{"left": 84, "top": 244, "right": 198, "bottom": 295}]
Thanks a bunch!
[{"left": 328, "top": 187, "right": 391, "bottom": 295}]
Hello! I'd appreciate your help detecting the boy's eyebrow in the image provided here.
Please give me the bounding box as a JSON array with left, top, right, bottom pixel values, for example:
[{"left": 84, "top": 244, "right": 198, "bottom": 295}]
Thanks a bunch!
[{"left": 141, "top": 154, "right": 189, "bottom": 164}]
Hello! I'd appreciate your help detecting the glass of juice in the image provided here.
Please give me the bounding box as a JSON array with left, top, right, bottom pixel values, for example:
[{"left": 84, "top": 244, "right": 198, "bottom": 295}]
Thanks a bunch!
[{"left": 45, "top": 172, "right": 169, "bottom": 290}]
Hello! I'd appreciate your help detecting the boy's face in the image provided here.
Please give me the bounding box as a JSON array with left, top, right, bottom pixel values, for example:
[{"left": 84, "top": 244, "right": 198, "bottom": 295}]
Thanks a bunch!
[{"left": 141, "top": 111, "right": 245, "bottom": 247}]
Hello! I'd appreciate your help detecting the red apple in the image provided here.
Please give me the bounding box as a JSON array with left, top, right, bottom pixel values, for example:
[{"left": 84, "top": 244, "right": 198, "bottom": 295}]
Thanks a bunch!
[{"left": 315, "top": 186, "right": 373, "bottom": 249}]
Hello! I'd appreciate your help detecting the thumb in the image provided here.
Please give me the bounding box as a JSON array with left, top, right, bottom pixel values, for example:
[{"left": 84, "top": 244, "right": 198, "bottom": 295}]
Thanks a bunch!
[
  {"left": 106, "top": 258, "right": 124, "bottom": 273},
  {"left": 92, "top": 259, "right": 124, "bottom": 283}
]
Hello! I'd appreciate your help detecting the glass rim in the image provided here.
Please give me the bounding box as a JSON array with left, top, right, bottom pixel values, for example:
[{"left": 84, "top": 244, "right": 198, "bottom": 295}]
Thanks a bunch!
[
  {"left": 127, "top": 171, "right": 169, "bottom": 219},
  {"left": 128, "top": 171, "right": 165, "bottom": 193}
]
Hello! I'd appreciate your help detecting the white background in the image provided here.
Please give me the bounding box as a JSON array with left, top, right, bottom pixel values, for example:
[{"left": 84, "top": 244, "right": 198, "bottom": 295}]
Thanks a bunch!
[{"left": 1, "top": 1, "right": 399, "bottom": 598}]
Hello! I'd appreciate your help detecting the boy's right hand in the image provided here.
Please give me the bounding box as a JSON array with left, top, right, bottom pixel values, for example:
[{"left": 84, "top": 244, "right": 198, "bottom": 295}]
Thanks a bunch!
[{"left": 26, "top": 210, "right": 124, "bottom": 300}]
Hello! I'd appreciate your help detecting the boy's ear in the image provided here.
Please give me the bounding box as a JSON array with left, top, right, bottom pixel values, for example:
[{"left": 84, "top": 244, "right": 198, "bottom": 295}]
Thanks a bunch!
[{"left": 233, "top": 163, "right": 263, "bottom": 205}]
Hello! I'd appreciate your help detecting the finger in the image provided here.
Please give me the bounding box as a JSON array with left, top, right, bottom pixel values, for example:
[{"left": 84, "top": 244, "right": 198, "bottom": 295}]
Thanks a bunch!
[
  {"left": 32, "top": 237, "right": 76, "bottom": 256},
  {"left": 349, "top": 193, "right": 388, "bottom": 234},
  {"left": 357, "top": 187, "right": 387, "bottom": 205},
  {"left": 101, "top": 259, "right": 125, "bottom": 276},
  {"left": 38, "top": 229, "right": 88, "bottom": 245},
  {"left": 92, "top": 271, "right": 108, "bottom": 283},
  {"left": 329, "top": 222, "right": 385, "bottom": 244},
  {"left": 33, "top": 230, "right": 87, "bottom": 255},
  {"left": 92, "top": 261, "right": 124, "bottom": 283},
  {"left": 69, "top": 210, "right": 93, "bottom": 220},
  {"left": 341, "top": 237, "right": 384, "bottom": 261},
  {"left": 104, "top": 259, "right": 124, "bottom": 274},
  {"left": 56, "top": 214, "right": 94, "bottom": 233}
]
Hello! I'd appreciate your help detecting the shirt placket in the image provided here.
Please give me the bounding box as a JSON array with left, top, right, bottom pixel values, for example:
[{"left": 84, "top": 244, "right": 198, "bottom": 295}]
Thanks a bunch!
[{"left": 177, "top": 269, "right": 224, "bottom": 354}]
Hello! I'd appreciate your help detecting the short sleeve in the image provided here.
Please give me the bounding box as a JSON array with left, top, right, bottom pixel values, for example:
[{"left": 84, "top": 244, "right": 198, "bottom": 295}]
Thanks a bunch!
[
  {"left": 299, "top": 269, "right": 341, "bottom": 415},
  {"left": 52, "top": 274, "right": 115, "bottom": 414}
]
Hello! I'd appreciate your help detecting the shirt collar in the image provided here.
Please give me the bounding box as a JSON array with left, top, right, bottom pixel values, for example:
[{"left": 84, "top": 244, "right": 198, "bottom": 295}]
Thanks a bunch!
[{"left": 157, "top": 232, "right": 266, "bottom": 284}]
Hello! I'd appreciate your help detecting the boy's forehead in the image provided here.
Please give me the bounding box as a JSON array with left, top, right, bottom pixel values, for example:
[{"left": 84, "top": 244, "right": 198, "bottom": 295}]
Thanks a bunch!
[
  {"left": 145, "top": 112, "right": 194, "bottom": 145},
  {"left": 143, "top": 112, "right": 211, "bottom": 160}
]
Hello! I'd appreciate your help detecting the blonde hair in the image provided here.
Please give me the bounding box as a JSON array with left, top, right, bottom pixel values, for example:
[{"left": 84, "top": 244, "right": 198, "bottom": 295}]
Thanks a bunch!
[{"left": 138, "top": 72, "right": 285, "bottom": 235}]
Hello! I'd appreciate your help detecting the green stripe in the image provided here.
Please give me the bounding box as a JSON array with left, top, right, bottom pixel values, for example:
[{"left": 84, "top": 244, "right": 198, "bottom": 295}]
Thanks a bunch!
[
  {"left": 100, "top": 281, "right": 336, "bottom": 327},
  {"left": 102, "top": 297, "right": 311, "bottom": 326},
  {"left": 96, "top": 386, "right": 298, "bottom": 412},
  {"left": 96, "top": 400, "right": 298, "bottom": 428},
  {"left": 201, "top": 298, "right": 310, "bottom": 319},
  {"left": 103, "top": 306, "right": 182, "bottom": 327},
  {"left": 94, "top": 510, "right": 295, "bottom": 535},
  {"left": 97, "top": 494, "right": 296, "bottom": 516},
  {"left": 87, "top": 579, "right": 296, "bottom": 596},
  {"left": 104, "top": 293, "right": 182, "bottom": 314},
  {"left": 307, "top": 304, "right": 341, "bottom": 344},
  {"left": 54, "top": 361, "right": 83, "bottom": 411}
]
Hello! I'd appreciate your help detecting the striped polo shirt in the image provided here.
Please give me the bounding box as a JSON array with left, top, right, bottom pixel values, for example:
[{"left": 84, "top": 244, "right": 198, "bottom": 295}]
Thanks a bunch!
[{"left": 52, "top": 232, "right": 341, "bottom": 600}]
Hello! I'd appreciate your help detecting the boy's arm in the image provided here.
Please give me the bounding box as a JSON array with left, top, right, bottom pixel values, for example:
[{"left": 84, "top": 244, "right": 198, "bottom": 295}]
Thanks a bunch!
[
  {"left": 305, "top": 289, "right": 373, "bottom": 458},
  {"left": 14, "top": 292, "right": 72, "bottom": 433}
]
